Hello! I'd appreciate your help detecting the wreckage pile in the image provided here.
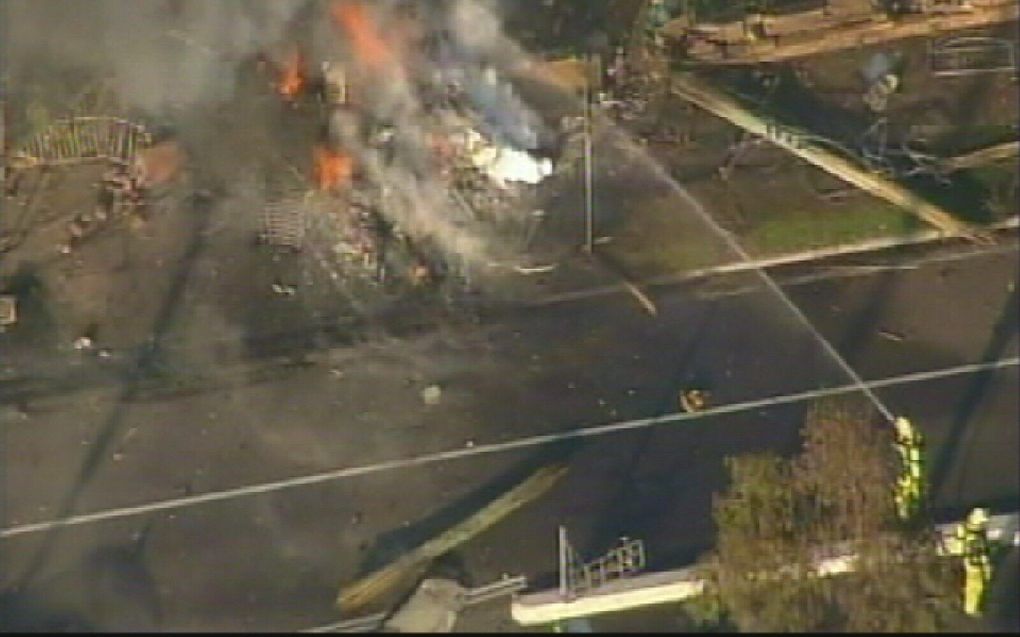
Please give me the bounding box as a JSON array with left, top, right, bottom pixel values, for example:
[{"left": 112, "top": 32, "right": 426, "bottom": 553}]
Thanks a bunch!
[{"left": 260, "top": 1, "right": 560, "bottom": 296}]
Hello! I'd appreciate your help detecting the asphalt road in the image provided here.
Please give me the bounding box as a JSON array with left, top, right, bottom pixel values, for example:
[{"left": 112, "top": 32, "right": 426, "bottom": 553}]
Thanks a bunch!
[
  {"left": 1, "top": 233, "right": 1016, "bottom": 631},
  {"left": 3, "top": 5, "right": 1017, "bottom": 630}
]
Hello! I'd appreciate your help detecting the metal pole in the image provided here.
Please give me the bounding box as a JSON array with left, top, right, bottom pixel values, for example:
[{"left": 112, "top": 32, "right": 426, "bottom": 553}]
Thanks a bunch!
[
  {"left": 583, "top": 56, "right": 594, "bottom": 254},
  {"left": 559, "top": 525, "right": 569, "bottom": 599}
]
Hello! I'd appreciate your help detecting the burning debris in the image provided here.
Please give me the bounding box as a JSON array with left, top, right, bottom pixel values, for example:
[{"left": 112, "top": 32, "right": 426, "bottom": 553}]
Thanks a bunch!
[
  {"left": 5, "top": 0, "right": 564, "bottom": 304},
  {"left": 330, "top": 0, "right": 401, "bottom": 75},
  {"left": 277, "top": 47, "right": 307, "bottom": 103},
  {"left": 248, "top": 0, "right": 562, "bottom": 295},
  {"left": 313, "top": 145, "right": 354, "bottom": 192}
]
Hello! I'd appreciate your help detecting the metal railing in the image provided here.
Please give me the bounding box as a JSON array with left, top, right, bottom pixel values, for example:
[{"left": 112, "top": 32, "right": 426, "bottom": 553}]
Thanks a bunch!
[{"left": 560, "top": 526, "right": 646, "bottom": 599}]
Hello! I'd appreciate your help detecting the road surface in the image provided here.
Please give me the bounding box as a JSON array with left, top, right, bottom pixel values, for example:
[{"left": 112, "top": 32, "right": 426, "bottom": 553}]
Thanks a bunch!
[{"left": 1, "top": 231, "right": 1016, "bottom": 631}]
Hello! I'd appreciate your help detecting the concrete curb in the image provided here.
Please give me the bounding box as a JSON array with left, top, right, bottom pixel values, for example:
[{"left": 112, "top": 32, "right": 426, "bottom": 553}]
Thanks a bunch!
[{"left": 528, "top": 216, "right": 1019, "bottom": 309}]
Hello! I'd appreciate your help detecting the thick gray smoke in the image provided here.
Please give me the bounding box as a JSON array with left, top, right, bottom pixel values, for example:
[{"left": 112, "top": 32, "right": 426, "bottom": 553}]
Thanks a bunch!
[
  {"left": 442, "top": 0, "right": 545, "bottom": 150},
  {"left": 5, "top": 0, "right": 309, "bottom": 114},
  {"left": 318, "top": 0, "right": 551, "bottom": 273}
]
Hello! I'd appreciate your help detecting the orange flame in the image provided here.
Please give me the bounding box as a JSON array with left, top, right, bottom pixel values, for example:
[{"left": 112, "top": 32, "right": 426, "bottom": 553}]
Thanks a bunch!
[
  {"left": 330, "top": 1, "right": 396, "bottom": 72},
  {"left": 313, "top": 145, "right": 353, "bottom": 191},
  {"left": 277, "top": 48, "right": 306, "bottom": 101}
]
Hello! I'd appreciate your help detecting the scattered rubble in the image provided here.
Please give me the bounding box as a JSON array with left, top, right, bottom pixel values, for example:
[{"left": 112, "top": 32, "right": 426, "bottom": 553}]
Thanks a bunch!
[
  {"left": 271, "top": 282, "right": 297, "bottom": 297},
  {"left": 0, "top": 295, "right": 16, "bottom": 330},
  {"left": 383, "top": 578, "right": 465, "bottom": 633},
  {"left": 421, "top": 384, "right": 443, "bottom": 406},
  {"left": 131, "top": 140, "right": 185, "bottom": 190},
  {"left": 879, "top": 329, "right": 907, "bottom": 342},
  {"left": 659, "top": 0, "right": 1019, "bottom": 65}
]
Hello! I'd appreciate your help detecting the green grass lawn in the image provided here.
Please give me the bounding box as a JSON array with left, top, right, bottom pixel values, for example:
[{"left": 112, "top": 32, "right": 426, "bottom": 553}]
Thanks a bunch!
[
  {"left": 601, "top": 192, "right": 924, "bottom": 278},
  {"left": 742, "top": 201, "right": 921, "bottom": 256},
  {"left": 600, "top": 195, "right": 736, "bottom": 277}
]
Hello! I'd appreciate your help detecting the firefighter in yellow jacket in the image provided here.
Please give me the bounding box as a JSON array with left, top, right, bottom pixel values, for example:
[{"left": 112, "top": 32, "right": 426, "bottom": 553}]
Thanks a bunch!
[
  {"left": 957, "top": 507, "right": 992, "bottom": 617},
  {"left": 892, "top": 417, "right": 925, "bottom": 521}
]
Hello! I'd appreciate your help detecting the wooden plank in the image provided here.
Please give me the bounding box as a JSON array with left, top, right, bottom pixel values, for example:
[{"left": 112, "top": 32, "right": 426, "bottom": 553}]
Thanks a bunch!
[
  {"left": 942, "top": 140, "right": 1020, "bottom": 172},
  {"left": 335, "top": 464, "right": 568, "bottom": 613},
  {"left": 667, "top": 3, "right": 1018, "bottom": 64}
]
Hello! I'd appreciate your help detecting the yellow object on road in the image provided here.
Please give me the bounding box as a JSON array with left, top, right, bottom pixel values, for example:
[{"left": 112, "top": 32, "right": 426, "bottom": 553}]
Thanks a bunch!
[
  {"left": 679, "top": 389, "right": 709, "bottom": 413},
  {"left": 958, "top": 507, "right": 992, "bottom": 616}
]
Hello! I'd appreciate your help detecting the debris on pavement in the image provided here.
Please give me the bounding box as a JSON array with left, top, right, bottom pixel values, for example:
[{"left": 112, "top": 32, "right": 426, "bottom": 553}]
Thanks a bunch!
[
  {"left": 421, "top": 384, "right": 443, "bottom": 406},
  {"left": 0, "top": 295, "right": 16, "bottom": 330},
  {"left": 336, "top": 463, "right": 567, "bottom": 613},
  {"left": 383, "top": 578, "right": 465, "bottom": 633},
  {"left": 271, "top": 282, "right": 297, "bottom": 296},
  {"left": 879, "top": 329, "right": 906, "bottom": 342},
  {"left": 679, "top": 388, "right": 710, "bottom": 413}
]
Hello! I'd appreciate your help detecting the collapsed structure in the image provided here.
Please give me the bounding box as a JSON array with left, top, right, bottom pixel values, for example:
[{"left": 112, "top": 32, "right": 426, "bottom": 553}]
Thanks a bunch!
[
  {"left": 3, "top": 1, "right": 561, "bottom": 301},
  {"left": 256, "top": 0, "right": 560, "bottom": 294}
]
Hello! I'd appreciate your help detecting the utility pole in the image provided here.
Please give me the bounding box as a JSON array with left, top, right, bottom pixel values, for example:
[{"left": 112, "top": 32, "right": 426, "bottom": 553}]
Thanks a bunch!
[{"left": 582, "top": 54, "right": 594, "bottom": 254}]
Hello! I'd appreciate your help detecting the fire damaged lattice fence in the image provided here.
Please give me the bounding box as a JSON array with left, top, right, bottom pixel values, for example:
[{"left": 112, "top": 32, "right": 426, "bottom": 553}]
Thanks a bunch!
[{"left": 11, "top": 116, "right": 152, "bottom": 169}]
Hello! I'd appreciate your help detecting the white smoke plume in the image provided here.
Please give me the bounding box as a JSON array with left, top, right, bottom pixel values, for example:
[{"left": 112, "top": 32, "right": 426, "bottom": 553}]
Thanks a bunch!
[{"left": 317, "top": 0, "right": 552, "bottom": 275}]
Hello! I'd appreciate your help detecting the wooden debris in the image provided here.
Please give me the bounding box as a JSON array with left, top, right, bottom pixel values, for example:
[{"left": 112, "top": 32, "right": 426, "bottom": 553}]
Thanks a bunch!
[
  {"left": 662, "top": 1, "right": 1019, "bottom": 65},
  {"left": 336, "top": 463, "right": 568, "bottom": 613},
  {"left": 8, "top": 116, "right": 152, "bottom": 169},
  {"left": 941, "top": 141, "right": 1020, "bottom": 172},
  {"left": 0, "top": 295, "right": 16, "bottom": 328},
  {"left": 670, "top": 72, "right": 991, "bottom": 243},
  {"left": 878, "top": 329, "right": 906, "bottom": 342}
]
